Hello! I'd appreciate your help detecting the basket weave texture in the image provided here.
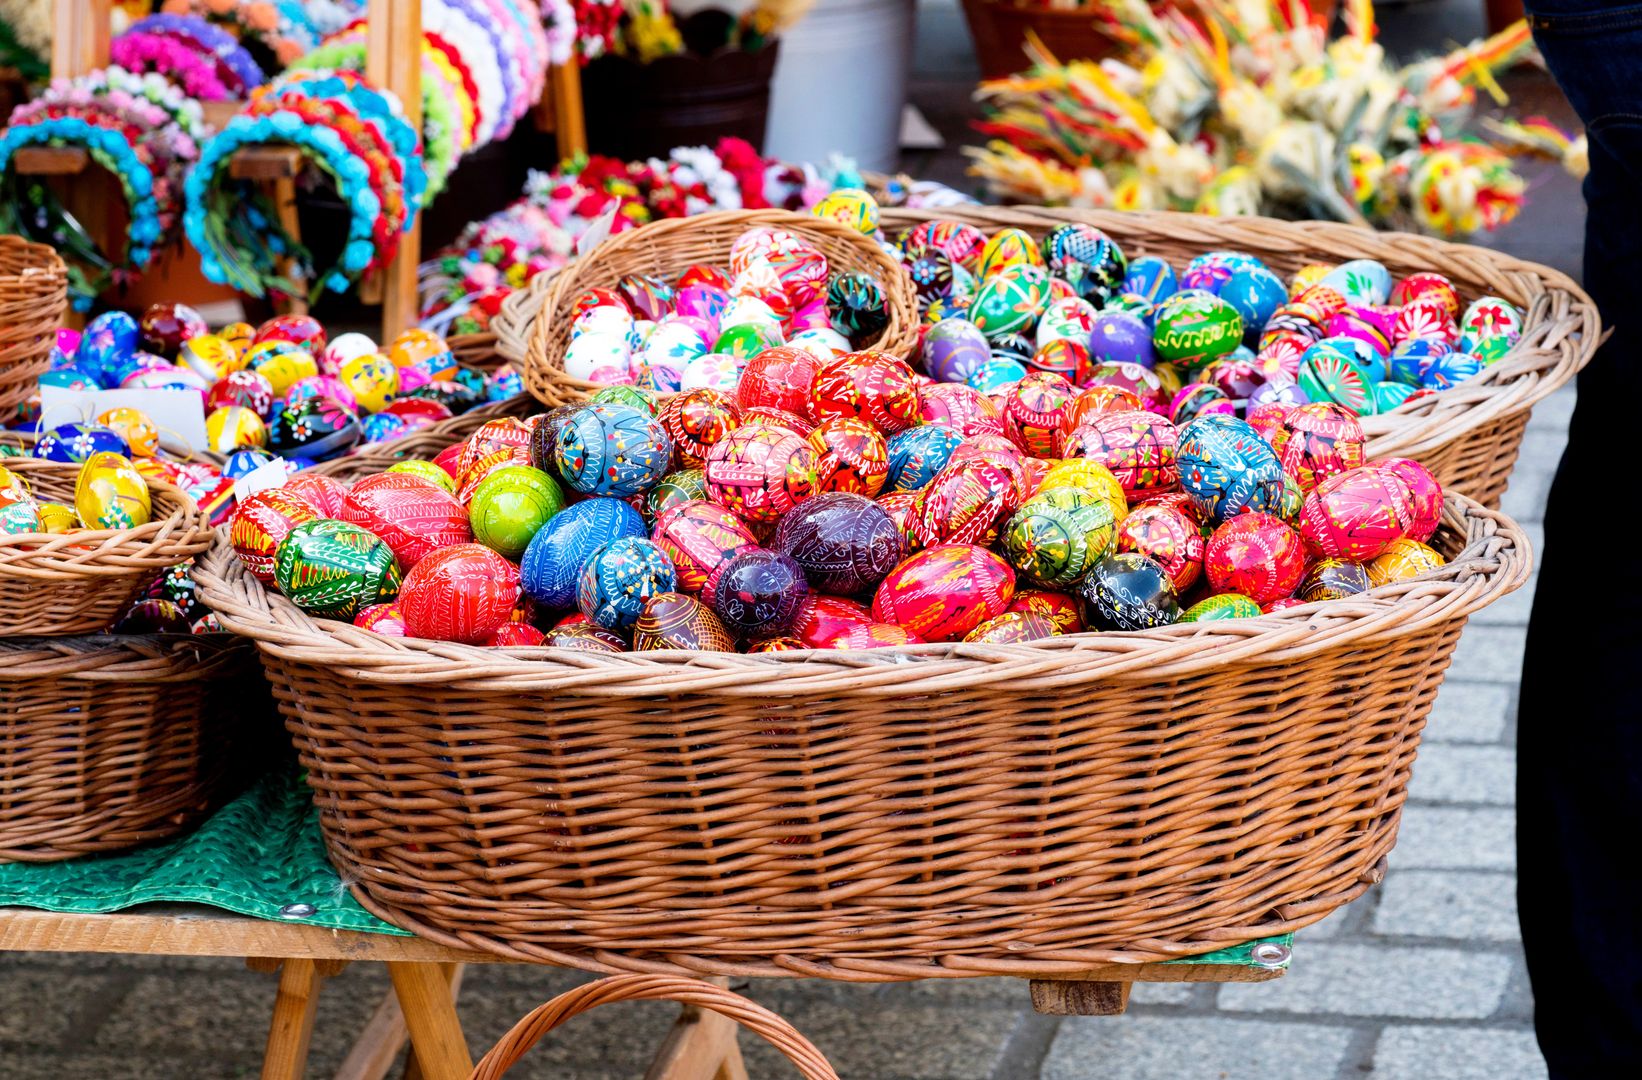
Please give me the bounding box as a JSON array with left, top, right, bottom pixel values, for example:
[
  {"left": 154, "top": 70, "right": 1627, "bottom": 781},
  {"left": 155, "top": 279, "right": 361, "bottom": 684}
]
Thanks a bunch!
[
  {"left": 523, "top": 209, "right": 920, "bottom": 409},
  {"left": 0, "top": 460, "right": 214, "bottom": 635},
  {"left": 0, "top": 235, "right": 68, "bottom": 421},
  {"left": 472, "top": 975, "right": 838, "bottom": 1079},
  {"left": 196, "top": 491, "right": 1529, "bottom": 980},
  {"left": 494, "top": 268, "right": 558, "bottom": 365},
  {"left": 0, "top": 633, "right": 262, "bottom": 862}
]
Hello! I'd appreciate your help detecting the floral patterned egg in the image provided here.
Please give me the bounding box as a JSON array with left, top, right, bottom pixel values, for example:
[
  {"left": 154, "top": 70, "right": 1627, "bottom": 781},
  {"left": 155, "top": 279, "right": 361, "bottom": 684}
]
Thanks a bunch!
[
  {"left": 1036, "top": 295, "right": 1099, "bottom": 349},
  {"left": 1367, "top": 538, "right": 1447, "bottom": 586},
  {"left": 967, "top": 356, "right": 1028, "bottom": 393},
  {"left": 811, "top": 351, "right": 920, "bottom": 433},
  {"left": 1076, "top": 552, "right": 1179, "bottom": 630},
  {"left": 791, "top": 594, "right": 872, "bottom": 646},
  {"left": 812, "top": 188, "right": 880, "bottom": 234},
  {"left": 1064, "top": 385, "right": 1145, "bottom": 433},
  {"left": 921, "top": 317, "right": 990, "bottom": 384},
  {"left": 397, "top": 544, "right": 521, "bottom": 644},
  {"left": 564, "top": 331, "right": 634, "bottom": 384},
  {"left": 771, "top": 492, "right": 905, "bottom": 595},
  {"left": 97, "top": 407, "right": 160, "bottom": 458},
  {"left": 1002, "top": 371, "right": 1076, "bottom": 456},
  {"left": 900, "top": 219, "right": 986, "bottom": 270},
  {"left": 1391, "top": 272, "right": 1461, "bottom": 318},
  {"left": 651, "top": 499, "right": 759, "bottom": 594},
  {"left": 738, "top": 346, "right": 819, "bottom": 417},
  {"left": 268, "top": 397, "right": 361, "bottom": 460},
  {"left": 291, "top": 374, "right": 362, "bottom": 417},
  {"left": 1387, "top": 338, "right": 1445, "bottom": 386},
  {"left": 633, "top": 591, "right": 736, "bottom": 651},
  {"left": 1459, "top": 296, "right": 1524, "bottom": 346},
  {"left": 1002, "top": 485, "right": 1118, "bottom": 587},
  {"left": 1373, "top": 381, "right": 1418, "bottom": 412},
  {"left": 918, "top": 382, "right": 1006, "bottom": 438},
  {"left": 1181, "top": 593, "right": 1262, "bottom": 622},
  {"left": 554, "top": 403, "right": 673, "bottom": 497},
  {"left": 914, "top": 459, "right": 1019, "bottom": 548},
  {"left": 1007, "top": 589, "right": 1082, "bottom": 633},
  {"left": 34, "top": 423, "right": 128, "bottom": 463},
  {"left": 1368, "top": 457, "right": 1443, "bottom": 542},
  {"left": 274, "top": 519, "right": 402, "bottom": 620},
  {"left": 1298, "top": 558, "right": 1374, "bottom": 602},
  {"left": 340, "top": 473, "right": 472, "bottom": 572},
  {"left": 469, "top": 466, "right": 566, "bottom": 559},
  {"left": 872, "top": 543, "right": 1016, "bottom": 641},
  {"left": 1152, "top": 290, "right": 1243, "bottom": 368},
  {"left": 1169, "top": 383, "right": 1234, "bottom": 427},
  {"left": 1086, "top": 362, "right": 1166, "bottom": 410},
  {"left": 521, "top": 497, "right": 648, "bottom": 607},
  {"left": 968, "top": 265, "right": 1052, "bottom": 340},
  {"left": 1267, "top": 402, "right": 1365, "bottom": 495},
  {"left": 318, "top": 332, "right": 378, "bottom": 376},
  {"left": 591, "top": 384, "right": 661, "bottom": 417},
  {"left": 284, "top": 473, "right": 349, "bottom": 516},
  {"left": 615, "top": 274, "right": 673, "bottom": 321},
  {"left": 355, "top": 602, "right": 408, "bottom": 636},
  {"left": 1392, "top": 297, "right": 1458, "bottom": 349},
  {"left": 964, "top": 610, "right": 1060, "bottom": 644},
  {"left": 704, "top": 421, "right": 821, "bottom": 523},
  {"left": 653, "top": 388, "right": 738, "bottom": 469},
  {"left": 1297, "top": 340, "right": 1374, "bottom": 414},
  {"left": 709, "top": 547, "right": 810, "bottom": 638},
  {"left": 1299, "top": 466, "right": 1417, "bottom": 562},
  {"left": 1317, "top": 260, "right": 1392, "bottom": 306},
  {"left": 1204, "top": 512, "right": 1307, "bottom": 605},
  {"left": 1062, "top": 410, "right": 1179, "bottom": 497},
  {"left": 335, "top": 353, "right": 399, "bottom": 413},
  {"left": 1180, "top": 251, "right": 1259, "bottom": 294},
  {"left": 808, "top": 416, "right": 890, "bottom": 495},
  {"left": 1115, "top": 503, "right": 1205, "bottom": 592},
  {"left": 976, "top": 228, "right": 1046, "bottom": 279},
  {"left": 75, "top": 451, "right": 151, "bottom": 530},
  {"left": 1028, "top": 338, "right": 1091, "bottom": 385},
  {"left": 576, "top": 536, "right": 677, "bottom": 631},
  {"left": 883, "top": 424, "right": 965, "bottom": 494},
  {"left": 573, "top": 304, "right": 636, "bottom": 342},
  {"left": 1123, "top": 255, "right": 1178, "bottom": 303},
  {"left": 243, "top": 341, "right": 317, "bottom": 397}
]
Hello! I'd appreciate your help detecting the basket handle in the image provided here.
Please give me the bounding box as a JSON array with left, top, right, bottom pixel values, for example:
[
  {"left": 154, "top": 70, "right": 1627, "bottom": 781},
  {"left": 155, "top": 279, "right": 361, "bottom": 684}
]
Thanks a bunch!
[{"left": 468, "top": 974, "right": 841, "bottom": 1080}]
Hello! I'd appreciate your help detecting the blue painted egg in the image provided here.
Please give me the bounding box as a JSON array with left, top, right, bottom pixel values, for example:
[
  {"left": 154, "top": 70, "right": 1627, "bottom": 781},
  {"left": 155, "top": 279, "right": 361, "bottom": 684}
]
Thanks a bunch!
[
  {"left": 222, "top": 448, "right": 277, "bottom": 480},
  {"left": 39, "top": 366, "right": 101, "bottom": 392},
  {"left": 1420, "top": 351, "right": 1483, "bottom": 390},
  {"left": 1372, "top": 381, "right": 1419, "bottom": 412},
  {"left": 885, "top": 424, "right": 965, "bottom": 494},
  {"left": 32, "top": 423, "right": 128, "bottom": 463},
  {"left": 520, "top": 497, "right": 648, "bottom": 608},
  {"left": 1181, "top": 251, "right": 1260, "bottom": 294},
  {"left": 1123, "top": 256, "right": 1177, "bottom": 303},
  {"left": 1176, "top": 414, "right": 1287, "bottom": 525},
  {"left": 1389, "top": 339, "right": 1447, "bottom": 386},
  {"left": 1088, "top": 311, "right": 1155, "bottom": 368},
  {"left": 76, "top": 311, "right": 139, "bottom": 380},
  {"left": 577, "top": 536, "right": 677, "bottom": 631},
  {"left": 1221, "top": 266, "right": 1288, "bottom": 345},
  {"left": 968, "top": 356, "right": 1028, "bottom": 393},
  {"left": 553, "top": 403, "right": 674, "bottom": 497},
  {"left": 1318, "top": 260, "right": 1392, "bottom": 306}
]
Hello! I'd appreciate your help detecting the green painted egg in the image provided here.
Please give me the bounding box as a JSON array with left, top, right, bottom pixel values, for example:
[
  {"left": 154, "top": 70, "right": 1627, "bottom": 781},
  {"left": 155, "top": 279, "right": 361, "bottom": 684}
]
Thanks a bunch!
[
  {"left": 1152, "top": 291, "right": 1244, "bottom": 368},
  {"left": 968, "top": 265, "right": 1053, "bottom": 340},
  {"left": 274, "top": 518, "right": 402, "bottom": 620},
  {"left": 591, "top": 384, "right": 662, "bottom": 416},
  {"left": 469, "top": 465, "right": 566, "bottom": 559},
  {"left": 386, "top": 460, "right": 456, "bottom": 494},
  {"left": 1000, "top": 485, "right": 1119, "bottom": 588},
  {"left": 644, "top": 468, "right": 710, "bottom": 525},
  {"left": 1181, "top": 593, "right": 1262, "bottom": 622},
  {"left": 713, "top": 322, "right": 784, "bottom": 360}
]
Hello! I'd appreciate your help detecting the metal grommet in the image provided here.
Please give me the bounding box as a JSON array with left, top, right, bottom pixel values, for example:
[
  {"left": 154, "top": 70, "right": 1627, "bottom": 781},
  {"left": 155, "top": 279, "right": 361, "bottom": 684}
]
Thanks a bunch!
[
  {"left": 1251, "top": 942, "right": 1292, "bottom": 969},
  {"left": 278, "top": 902, "right": 317, "bottom": 919}
]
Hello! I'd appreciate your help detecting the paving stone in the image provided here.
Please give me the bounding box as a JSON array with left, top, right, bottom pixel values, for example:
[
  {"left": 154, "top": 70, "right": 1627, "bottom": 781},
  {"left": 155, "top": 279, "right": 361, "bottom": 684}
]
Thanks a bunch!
[
  {"left": 0, "top": 964, "right": 124, "bottom": 1046},
  {"left": 736, "top": 999, "right": 1017, "bottom": 1080},
  {"left": 1447, "top": 626, "right": 1527, "bottom": 683},
  {"left": 1129, "top": 981, "right": 1197, "bottom": 1006},
  {"left": 1407, "top": 745, "right": 1516, "bottom": 806},
  {"left": 1473, "top": 574, "right": 1537, "bottom": 626},
  {"left": 1041, "top": 1015, "right": 1353, "bottom": 1080},
  {"left": 1425, "top": 682, "right": 1513, "bottom": 744},
  {"left": 0, "top": 1051, "right": 263, "bottom": 1080},
  {"left": 1371, "top": 871, "right": 1521, "bottom": 942},
  {"left": 1216, "top": 944, "right": 1512, "bottom": 1019},
  {"left": 1371, "top": 1025, "right": 1548, "bottom": 1079},
  {"left": 1295, "top": 904, "right": 1355, "bottom": 941},
  {"left": 1501, "top": 467, "right": 1553, "bottom": 525},
  {"left": 1389, "top": 806, "right": 1516, "bottom": 870}
]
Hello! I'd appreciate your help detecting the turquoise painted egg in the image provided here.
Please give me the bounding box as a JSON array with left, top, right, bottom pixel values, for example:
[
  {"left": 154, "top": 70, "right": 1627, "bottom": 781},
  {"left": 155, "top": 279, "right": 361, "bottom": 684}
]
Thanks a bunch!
[
  {"left": 577, "top": 536, "right": 677, "bottom": 631},
  {"left": 554, "top": 403, "right": 673, "bottom": 497},
  {"left": 1220, "top": 266, "right": 1287, "bottom": 344},
  {"left": 1318, "top": 260, "right": 1392, "bottom": 305},
  {"left": 884, "top": 424, "right": 965, "bottom": 493},
  {"left": 967, "top": 356, "right": 1028, "bottom": 393},
  {"left": 1123, "top": 256, "right": 1177, "bottom": 303},
  {"left": 1176, "top": 414, "right": 1286, "bottom": 525},
  {"left": 967, "top": 265, "right": 1052, "bottom": 340},
  {"left": 520, "top": 497, "right": 648, "bottom": 608},
  {"left": 1373, "top": 381, "right": 1418, "bottom": 412},
  {"left": 1180, "top": 251, "right": 1259, "bottom": 294},
  {"left": 1297, "top": 340, "right": 1374, "bottom": 414},
  {"left": 1152, "top": 290, "right": 1243, "bottom": 368}
]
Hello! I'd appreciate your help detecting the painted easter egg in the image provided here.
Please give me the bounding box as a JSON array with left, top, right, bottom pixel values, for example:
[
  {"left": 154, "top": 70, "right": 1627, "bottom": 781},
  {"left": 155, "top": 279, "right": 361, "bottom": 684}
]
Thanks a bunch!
[
  {"left": 521, "top": 497, "right": 648, "bottom": 608},
  {"left": 827, "top": 622, "right": 921, "bottom": 649},
  {"left": 1203, "top": 512, "right": 1307, "bottom": 605},
  {"left": 545, "top": 622, "right": 628, "bottom": 652},
  {"left": 962, "top": 610, "right": 1059, "bottom": 644},
  {"left": 872, "top": 543, "right": 1016, "bottom": 641},
  {"left": 354, "top": 603, "right": 407, "bottom": 636},
  {"left": 339, "top": 353, "right": 401, "bottom": 413},
  {"left": 633, "top": 592, "right": 736, "bottom": 651},
  {"left": 656, "top": 388, "right": 741, "bottom": 469},
  {"left": 1459, "top": 296, "right": 1524, "bottom": 346},
  {"left": 709, "top": 547, "right": 809, "bottom": 638},
  {"left": 1298, "top": 467, "right": 1417, "bottom": 561},
  {"left": 97, "top": 407, "right": 159, "bottom": 458},
  {"left": 827, "top": 272, "right": 891, "bottom": 344},
  {"left": 808, "top": 416, "right": 891, "bottom": 495},
  {"left": 1181, "top": 593, "right": 1262, "bottom": 622},
  {"left": 564, "top": 331, "right": 633, "bottom": 384},
  {"left": 1367, "top": 538, "right": 1447, "bottom": 586},
  {"left": 811, "top": 350, "right": 921, "bottom": 433},
  {"left": 914, "top": 459, "right": 1018, "bottom": 547},
  {"left": 1373, "top": 381, "right": 1418, "bottom": 413},
  {"left": 175, "top": 334, "right": 245, "bottom": 383},
  {"left": 1297, "top": 339, "right": 1374, "bottom": 414},
  {"left": 205, "top": 370, "right": 275, "bottom": 417},
  {"left": 1076, "top": 553, "right": 1179, "bottom": 630},
  {"left": 340, "top": 473, "right": 472, "bottom": 572},
  {"left": 488, "top": 623, "right": 547, "bottom": 648},
  {"left": 245, "top": 341, "right": 318, "bottom": 397},
  {"left": 791, "top": 594, "right": 872, "bottom": 647},
  {"left": 812, "top": 188, "right": 880, "bottom": 234},
  {"left": 1027, "top": 338, "right": 1091, "bottom": 385},
  {"left": 1298, "top": 558, "right": 1374, "bottom": 602},
  {"left": 1267, "top": 401, "right": 1365, "bottom": 495},
  {"left": 397, "top": 543, "right": 520, "bottom": 644},
  {"left": 651, "top": 499, "right": 759, "bottom": 594},
  {"left": 576, "top": 536, "right": 677, "bottom": 631},
  {"left": 1392, "top": 272, "right": 1461, "bottom": 317},
  {"left": 919, "top": 382, "right": 1005, "bottom": 438},
  {"left": 704, "top": 421, "right": 821, "bottom": 523},
  {"left": 884, "top": 424, "right": 965, "bottom": 494},
  {"left": 1036, "top": 295, "right": 1099, "bottom": 349},
  {"left": 33, "top": 423, "right": 127, "bottom": 463},
  {"left": 554, "top": 403, "right": 673, "bottom": 497},
  {"left": 205, "top": 405, "right": 268, "bottom": 453},
  {"left": 267, "top": 398, "right": 361, "bottom": 459},
  {"left": 1002, "top": 371, "right": 1076, "bottom": 456},
  {"left": 74, "top": 451, "right": 151, "bottom": 529},
  {"left": 386, "top": 328, "right": 455, "bottom": 382},
  {"left": 1086, "top": 361, "right": 1166, "bottom": 410},
  {"left": 1220, "top": 266, "right": 1287, "bottom": 343},
  {"left": 469, "top": 466, "right": 565, "bottom": 559},
  {"left": 976, "top": 228, "right": 1045, "bottom": 279},
  {"left": 1152, "top": 291, "right": 1242, "bottom": 368},
  {"left": 738, "top": 346, "right": 820, "bottom": 417},
  {"left": 1318, "top": 260, "right": 1392, "bottom": 306},
  {"left": 255, "top": 314, "right": 327, "bottom": 355},
  {"left": 138, "top": 302, "right": 207, "bottom": 357},
  {"left": 644, "top": 469, "right": 710, "bottom": 524},
  {"left": 922, "top": 317, "right": 991, "bottom": 384},
  {"left": 1114, "top": 503, "right": 1204, "bottom": 593},
  {"left": 1123, "top": 256, "right": 1177, "bottom": 303},
  {"left": 772, "top": 492, "right": 905, "bottom": 595},
  {"left": 1061, "top": 410, "right": 1179, "bottom": 497},
  {"left": 1369, "top": 457, "right": 1443, "bottom": 543},
  {"left": 274, "top": 519, "right": 402, "bottom": 620},
  {"left": 1169, "top": 383, "right": 1234, "bottom": 427},
  {"left": 1420, "top": 351, "right": 1482, "bottom": 389},
  {"left": 968, "top": 265, "right": 1052, "bottom": 339},
  {"left": 966, "top": 356, "right": 1028, "bottom": 393},
  {"left": 318, "top": 332, "right": 378, "bottom": 376},
  {"left": 1007, "top": 589, "right": 1082, "bottom": 633},
  {"left": 281, "top": 474, "right": 348, "bottom": 517},
  {"left": 1388, "top": 338, "right": 1448, "bottom": 386},
  {"left": 1002, "top": 485, "right": 1118, "bottom": 587}
]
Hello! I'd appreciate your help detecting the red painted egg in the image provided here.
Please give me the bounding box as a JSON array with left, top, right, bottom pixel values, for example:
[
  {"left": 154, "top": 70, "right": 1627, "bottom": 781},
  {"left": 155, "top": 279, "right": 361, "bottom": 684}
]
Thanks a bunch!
[
  {"left": 433, "top": 443, "right": 465, "bottom": 479},
  {"left": 488, "top": 623, "right": 547, "bottom": 647},
  {"left": 871, "top": 543, "right": 1016, "bottom": 642},
  {"left": 340, "top": 473, "right": 472, "bottom": 572},
  {"left": 1002, "top": 371, "right": 1076, "bottom": 457},
  {"left": 791, "top": 594, "right": 871, "bottom": 647},
  {"left": 1246, "top": 402, "right": 1291, "bottom": 445},
  {"left": 1299, "top": 467, "right": 1417, "bottom": 562},
  {"left": 254, "top": 313, "right": 327, "bottom": 354},
  {"left": 1269, "top": 402, "right": 1365, "bottom": 495},
  {"left": 651, "top": 500, "right": 759, "bottom": 593},
  {"left": 1204, "top": 512, "right": 1307, "bottom": 605},
  {"left": 1391, "top": 272, "right": 1461, "bottom": 318},
  {"left": 876, "top": 490, "right": 924, "bottom": 553},
  {"left": 738, "top": 346, "right": 821, "bottom": 418},
  {"left": 742, "top": 405, "right": 817, "bottom": 437},
  {"left": 453, "top": 418, "right": 534, "bottom": 502},
  {"left": 1029, "top": 338, "right": 1091, "bottom": 384},
  {"left": 1007, "top": 588, "right": 1082, "bottom": 633},
  {"left": 1061, "top": 410, "right": 1180, "bottom": 497},
  {"left": 811, "top": 351, "right": 921, "bottom": 434},
  {"left": 1087, "top": 362, "right": 1166, "bottom": 411},
  {"left": 282, "top": 473, "right": 348, "bottom": 517},
  {"left": 1115, "top": 503, "right": 1205, "bottom": 592},
  {"left": 230, "top": 488, "right": 317, "bottom": 583},
  {"left": 660, "top": 388, "right": 742, "bottom": 468},
  {"left": 1367, "top": 457, "right": 1443, "bottom": 543},
  {"left": 1064, "top": 385, "right": 1145, "bottom": 434},
  {"left": 918, "top": 382, "right": 1006, "bottom": 437},
  {"left": 831, "top": 622, "right": 923, "bottom": 649},
  {"left": 398, "top": 544, "right": 521, "bottom": 644},
  {"left": 207, "top": 370, "right": 275, "bottom": 416},
  {"left": 914, "top": 460, "right": 1019, "bottom": 547},
  {"left": 704, "top": 421, "right": 822, "bottom": 524},
  {"left": 808, "top": 416, "right": 890, "bottom": 495}
]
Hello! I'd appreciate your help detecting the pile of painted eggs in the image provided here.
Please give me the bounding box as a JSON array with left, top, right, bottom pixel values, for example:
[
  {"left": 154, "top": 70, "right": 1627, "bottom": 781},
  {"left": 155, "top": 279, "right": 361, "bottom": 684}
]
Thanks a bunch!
[
  {"left": 561, "top": 225, "right": 893, "bottom": 394},
  {"left": 31, "top": 305, "right": 522, "bottom": 462},
  {"left": 230, "top": 343, "right": 1452, "bottom": 652},
  {"left": 891, "top": 220, "right": 1523, "bottom": 419}
]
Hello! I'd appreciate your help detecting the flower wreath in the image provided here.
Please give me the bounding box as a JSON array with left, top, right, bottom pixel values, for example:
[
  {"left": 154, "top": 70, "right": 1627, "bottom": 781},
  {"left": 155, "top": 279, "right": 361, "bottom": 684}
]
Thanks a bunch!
[
  {"left": 423, "top": 0, "right": 515, "bottom": 143},
  {"left": 540, "top": 0, "right": 576, "bottom": 68},
  {"left": 119, "top": 13, "right": 266, "bottom": 95},
  {"left": 159, "top": 0, "right": 318, "bottom": 72},
  {"left": 256, "top": 69, "right": 427, "bottom": 210},
  {"left": 80, "top": 66, "right": 210, "bottom": 146},
  {"left": 491, "top": 0, "right": 551, "bottom": 106}
]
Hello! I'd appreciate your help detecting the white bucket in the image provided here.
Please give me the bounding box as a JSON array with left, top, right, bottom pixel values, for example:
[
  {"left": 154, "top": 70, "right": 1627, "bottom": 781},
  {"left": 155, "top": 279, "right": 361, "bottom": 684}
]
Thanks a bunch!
[{"left": 764, "top": 0, "right": 917, "bottom": 172}]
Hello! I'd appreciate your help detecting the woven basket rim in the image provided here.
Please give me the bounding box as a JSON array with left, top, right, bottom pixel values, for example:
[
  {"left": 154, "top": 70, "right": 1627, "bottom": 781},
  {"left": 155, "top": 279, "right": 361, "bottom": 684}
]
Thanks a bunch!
[
  {"left": 0, "top": 631, "right": 248, "bottom": 677},
  {"left": 521, "top": 208, "right": 922, "bottom": 407},
  {"left": 494, "top": 267, "right": 559, "bottom": 364},
  {"left": 194, "top": 491, "right": 1530, "bottom": 694}
]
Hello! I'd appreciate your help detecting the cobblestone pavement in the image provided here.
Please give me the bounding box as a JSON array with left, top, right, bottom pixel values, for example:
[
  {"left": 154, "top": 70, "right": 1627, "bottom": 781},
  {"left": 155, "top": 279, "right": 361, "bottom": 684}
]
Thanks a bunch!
[{"left": 0, "top": 3, "right": 1582, "bottom": 1077}]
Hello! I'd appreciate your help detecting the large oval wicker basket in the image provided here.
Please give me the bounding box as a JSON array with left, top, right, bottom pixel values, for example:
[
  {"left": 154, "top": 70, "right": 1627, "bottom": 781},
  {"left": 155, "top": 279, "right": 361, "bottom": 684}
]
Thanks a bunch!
[
  {"left": 0, "top": 632, "right": 265, "bottom": 862},
  {"left": 196, "top": 491, "right": 1529, "bottom": 980},
  {"left": 884, "top": 206, "right": 1598, "bottom": 509},
  {"left": 0, "top": 459, "right": 214, "bottom": 635},
  {"left": 522, "top": 209, "right": 921, "bottom": 409}
]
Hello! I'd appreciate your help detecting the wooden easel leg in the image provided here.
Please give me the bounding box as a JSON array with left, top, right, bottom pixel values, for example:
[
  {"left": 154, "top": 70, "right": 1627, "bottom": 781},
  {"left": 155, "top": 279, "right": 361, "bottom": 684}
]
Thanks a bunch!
[
  {"left": 390, "top": 961, "right": 471, "bottom": 1080},
  {"left": 334, "top": 983, "right": 411, "bottom": 1080},
  {"left": 549, "top": 63, "right": 586, "bottom": 160},
  {"left": 1028, "top": 979, "right": 1133, "bottom": 1016},
  {"left": 713, "top": 1039, "right": 749, "bottom": 1080},
  {"left": 260, "top": 958, "right": 325, "bottom": 1080}
]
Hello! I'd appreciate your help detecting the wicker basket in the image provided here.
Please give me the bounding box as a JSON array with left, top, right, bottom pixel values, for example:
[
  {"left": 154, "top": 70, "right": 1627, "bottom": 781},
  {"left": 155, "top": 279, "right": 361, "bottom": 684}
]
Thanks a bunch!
[
  {"left": 473, "top": 975, "right": 837, "bottom": 1079},
  {"left": 195, "top": 490, "right": 1528, "bottom": 980},
  {"left": 0, "top": 459, "right": 214, "bottom": 635},
  {"left": 307, "top": 394, "right": 537, "bottom": 482},
  {"left": 878, "top": 206, "right": 1599, "bottom": 508},
  {"left": 0, "top": 632, "right": 264, "bottom": 862},
  {"left": 523, "top": 209, "right": 920, "bottom": 409},
  {"left": 0, "top": 235, "right": 68, "bottom": 422},
  {"left": 494, "top": 268, "right": 559, "bottom": 365}
]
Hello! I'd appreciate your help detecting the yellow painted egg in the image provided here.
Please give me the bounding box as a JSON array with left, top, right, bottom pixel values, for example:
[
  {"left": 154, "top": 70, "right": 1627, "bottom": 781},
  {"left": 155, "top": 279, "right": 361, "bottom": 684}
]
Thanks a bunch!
[
  {"left": 74, "top": 451, "right": 152, "bottom": 530},
  {"left": 205, "top": 405, "right": 270, "bottom": 452},
  {"left": 976, "top": 228, "right": 1047, "bottom": 279},
  {"left": 97, "top": 407, "right": 161, "bottom": 457},
  {"left": 219, "top": 321, "right": 255, "bottom": 358},
  {"left": 178, "top": 334, "right": 248, "bottom": 381},
  {"left": 36, "top": 501, "right": 77, "bottom": 533},
  {"left": 245, "top": 341, "right": 319, "bottom": 396},
  {"left": 1366, "top": 538, "right": 1447, "bottom": 586},
  {"left": 339, "top": 352, "right": 401, "bottom": 413}
]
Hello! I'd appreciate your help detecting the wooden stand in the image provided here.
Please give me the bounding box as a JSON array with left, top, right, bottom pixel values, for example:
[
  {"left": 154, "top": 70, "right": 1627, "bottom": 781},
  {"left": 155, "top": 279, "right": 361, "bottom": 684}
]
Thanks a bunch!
[{"left": 36, "top": 0, "right": 588, "bottom": 341}]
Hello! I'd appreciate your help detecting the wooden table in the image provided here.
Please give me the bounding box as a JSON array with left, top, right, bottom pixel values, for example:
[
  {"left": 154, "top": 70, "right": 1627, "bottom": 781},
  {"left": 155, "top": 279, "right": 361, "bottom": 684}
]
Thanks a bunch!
[{"left": 0, "top": 905, "right": 1288, "bottom": 1078}]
